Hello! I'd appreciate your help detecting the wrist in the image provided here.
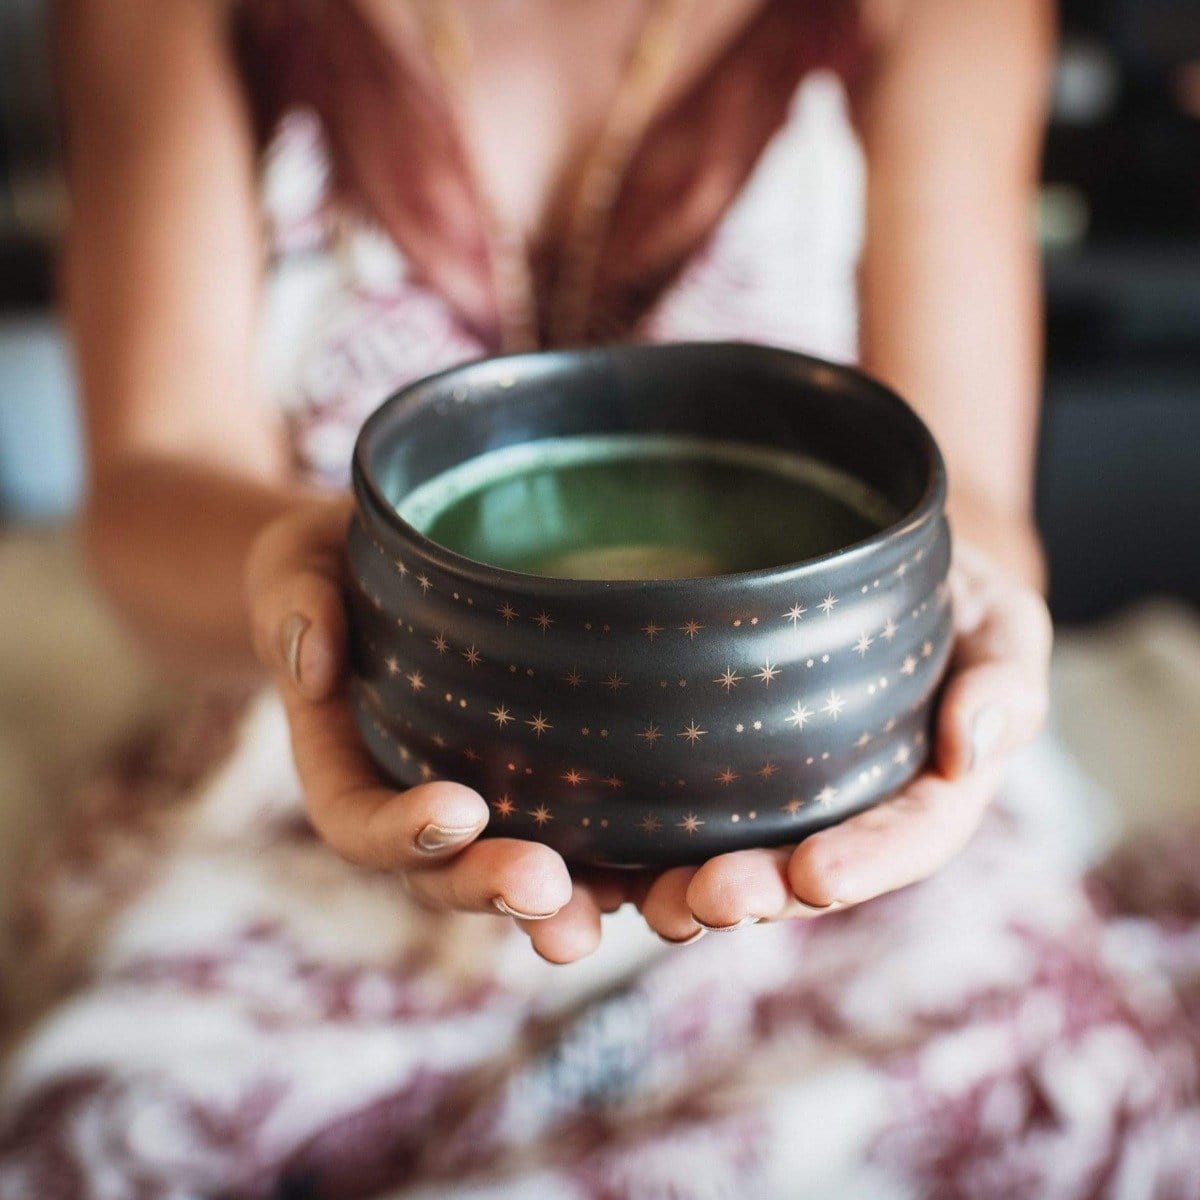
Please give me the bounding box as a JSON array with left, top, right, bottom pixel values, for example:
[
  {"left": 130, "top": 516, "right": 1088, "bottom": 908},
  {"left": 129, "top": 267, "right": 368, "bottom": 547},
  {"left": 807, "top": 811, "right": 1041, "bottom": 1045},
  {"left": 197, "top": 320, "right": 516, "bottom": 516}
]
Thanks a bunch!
[{"left": 946, "top": 491, "right": 1046, "bottom": 594}]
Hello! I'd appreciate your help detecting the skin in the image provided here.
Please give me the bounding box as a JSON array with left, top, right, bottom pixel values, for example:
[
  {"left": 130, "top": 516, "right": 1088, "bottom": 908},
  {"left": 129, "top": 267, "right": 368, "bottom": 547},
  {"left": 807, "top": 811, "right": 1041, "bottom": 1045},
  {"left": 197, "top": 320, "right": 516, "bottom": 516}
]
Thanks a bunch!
[{"left": 64, "top": 0, "right": 1055, "bottom": 964}]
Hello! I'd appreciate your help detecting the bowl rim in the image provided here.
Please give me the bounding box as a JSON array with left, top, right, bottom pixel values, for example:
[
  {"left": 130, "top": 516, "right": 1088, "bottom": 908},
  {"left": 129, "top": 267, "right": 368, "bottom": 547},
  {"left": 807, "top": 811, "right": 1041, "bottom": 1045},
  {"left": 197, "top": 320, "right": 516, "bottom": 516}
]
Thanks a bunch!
[{"left": 351, "top": 341, "right": 947, "bottom": 598}]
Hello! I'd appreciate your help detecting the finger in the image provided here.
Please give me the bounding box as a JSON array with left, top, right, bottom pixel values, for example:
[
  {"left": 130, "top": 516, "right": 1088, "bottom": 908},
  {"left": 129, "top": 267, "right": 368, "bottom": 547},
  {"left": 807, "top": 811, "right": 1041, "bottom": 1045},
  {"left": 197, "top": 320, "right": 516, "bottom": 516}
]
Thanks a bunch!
[
  {"left": 685, "top": 847, "right": 799, "bottom": 930},
  {"left": 403, "top": 836, "right": 573, "bottom": 919},
  {"left": 519, "top": 882, "right": 604, "bottom": 964},
  {"left": 938, "top": 570, "right": 1052, "bottom": 780},
  {"left": 788, "top": 767, "right": 999, "bottom": 909},
  {"left": 284, "top": 690, "right": 489, "bottom": 868},
  {"left": 245, "top": 497, "right": 355, "bottom": 702},
  {"left": 639, "top": 866, "right": 704, "bottom": 943}
]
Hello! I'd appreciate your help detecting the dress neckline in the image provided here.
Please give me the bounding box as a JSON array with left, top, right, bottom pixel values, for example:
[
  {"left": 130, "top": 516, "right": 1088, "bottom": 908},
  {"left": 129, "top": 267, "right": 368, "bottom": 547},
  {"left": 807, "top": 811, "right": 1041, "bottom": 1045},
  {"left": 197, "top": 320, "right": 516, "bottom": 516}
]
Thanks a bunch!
[{"left": 235, "top": 0, "right": 869, "bottom": 348}]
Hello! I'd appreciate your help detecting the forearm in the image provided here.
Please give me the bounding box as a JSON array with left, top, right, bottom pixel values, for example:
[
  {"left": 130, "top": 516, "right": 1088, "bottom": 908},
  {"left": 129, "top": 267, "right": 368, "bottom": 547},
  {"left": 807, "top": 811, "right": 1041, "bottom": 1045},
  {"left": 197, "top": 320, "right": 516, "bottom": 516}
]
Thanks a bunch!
[
  {"left": 59, "top": 0, "right": 306, "bottom": 679},
  {"left": 860, "top": 198, "right": 1048, "bottom": 593},
  {"left": 83, "top": 454, "right": 319, "bottom": 681},
  {"left": 859, "top": 186, "right": 1047, "bottom": 591},
  {"left": 855, "top": 0, "right": 1054, "bottom": 594}
]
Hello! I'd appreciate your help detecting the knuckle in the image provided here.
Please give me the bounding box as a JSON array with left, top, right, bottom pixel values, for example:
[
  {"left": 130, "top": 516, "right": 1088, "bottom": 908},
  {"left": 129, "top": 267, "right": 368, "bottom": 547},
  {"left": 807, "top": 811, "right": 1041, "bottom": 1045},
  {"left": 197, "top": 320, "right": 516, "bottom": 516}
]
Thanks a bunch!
[
  {"left": 244, "top": 512, "right": 294, "bottom": 587},
  {"left": 788, "top": 838, "right": 846, "bottom": 908},
  {"left": 1020, "top": 590, "right": 1054, "bottom": 648},
  {"left": 307, "top": 785, "right": 379, "bottom": 867},
  {"left": 497, "top": 839, "right": 564, "bottom": 885}
]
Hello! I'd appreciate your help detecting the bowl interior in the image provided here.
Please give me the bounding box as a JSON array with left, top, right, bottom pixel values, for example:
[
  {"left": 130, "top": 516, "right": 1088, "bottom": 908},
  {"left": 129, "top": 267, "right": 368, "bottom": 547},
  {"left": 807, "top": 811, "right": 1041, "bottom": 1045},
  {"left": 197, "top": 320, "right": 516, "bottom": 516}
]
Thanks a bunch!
[{"left": 355, "top": 343, "right": 942, "bottom": 582}]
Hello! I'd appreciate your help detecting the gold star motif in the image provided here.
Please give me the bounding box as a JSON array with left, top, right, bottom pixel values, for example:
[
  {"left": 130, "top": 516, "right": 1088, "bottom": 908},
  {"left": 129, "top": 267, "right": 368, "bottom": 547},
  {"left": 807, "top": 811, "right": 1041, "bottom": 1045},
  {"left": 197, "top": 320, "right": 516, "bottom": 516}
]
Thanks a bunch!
[
  {"left": 714, "top": 667, "right": 743, "bottom": 693},
  {"left": 564, "top": 667, "right": 584, "bottom": 688},
  {"left": 854, "top": 632, "right": 874, "bottom": 657},
  {"left": 406, "top": 671, "right": 425, "bottom": 693},
  {"left": 677, "top": 812, "right": 705, "bottom": 835},
  {"left": 785, "top": 603, "right": 808, "bottom": 626},
  {"left": 419, "top": 762, "right": 435, "bottom": 781},
  {"left": 431, "top": 632, "right": 449, "bottom": 654},
  {"left": 819, "top": 593, "right": 838, "bottom": 616},
  {"left": 815, "top": 785, "right": 838, "bottom": 808},
  {"left": 602, "top": 774, "right": 623, "bottom": 790},
  {"left": 417, "top": 574, "right": 432, "bottom": 594},
  {"left": 489, "top": 704, "right": 514, "bottom": 728},
  {"left": 716, "top": 767, "right": 738, "bottom": 785},
  {"left": 462, "top": 644, "right": 483, "bottom": 667},
  {"left": 678, "top": 721, "right": 708, "bottom": 746},
  {"left": 534, "top": 610, "right": 554, "bottom": 633},
  {"left": 638, "top": 814, "right": 662, "bottom": 835},
  {"left": 881, "top": 618, "right": 899, "bottom": 641},
  {"left": 680, "top": 619, "right": 704, "bottom": 640},
  {"left": 901, "top": 656, "right": 918, "bottom": 676},
  {"left": 463, "top": 747, "right": 480, "bottom": 762},
  {"left": 393, "top": 557, "right": 408, "bottom": 577},
  {"left": 642, "top": 621, "right": 664, "bottom": 641},
  {"left": 855, "top": 731, "right": 872, "bottom": 748},
  {"left": 638, "top": 723, "right": 663, "bottom": 747},
  {"left": 529, "top": 804, "right": 553, "bottom": 827},
  {"left": 757, "top": 762, "right": 778, "bottom": 779},
  {"left": 526, "top": 712, "right": 552, "bottom": 737},
  {"left": 492, "top": 794, "right": 515, "bottom": 818},
  {"left": 921, "top": 640, "right": 935, "bottom": 659},
  {"left": 498, "top": 603, "right": 519, "bottom": 624},
  {"left": 561, "top": 769, "right": 586, "bottom": 786},
  {"left": 603, "top": 671, "right": 628, "bottom": 692},
  {"left": 822, "top": 691, "right": 845, "bottom": 720},
  {"left": 787, "top": 701, "right": 814, "bottom": 730},
  {"left": 385, "top": 656, "right": 401, "bottom": 676},
  {"left": 782, "top": 797, "right": 804, "bottom": 815},
  {"left": 754, "top": 660, "right": 780, "bottom": 687}
]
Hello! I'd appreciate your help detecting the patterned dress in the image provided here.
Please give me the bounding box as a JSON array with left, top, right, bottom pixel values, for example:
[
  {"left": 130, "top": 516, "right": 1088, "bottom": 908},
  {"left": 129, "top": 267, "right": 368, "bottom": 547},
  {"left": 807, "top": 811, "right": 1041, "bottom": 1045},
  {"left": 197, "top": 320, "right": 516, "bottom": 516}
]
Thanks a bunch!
[{"left": 3, "top": 26, "right": 1200, "bottom": 1200}]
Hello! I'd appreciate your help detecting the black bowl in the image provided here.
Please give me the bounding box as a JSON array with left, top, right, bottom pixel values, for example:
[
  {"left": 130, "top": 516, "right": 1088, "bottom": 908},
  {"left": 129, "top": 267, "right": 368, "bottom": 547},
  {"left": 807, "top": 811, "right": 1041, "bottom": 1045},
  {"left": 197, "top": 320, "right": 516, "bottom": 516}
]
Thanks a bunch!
[{"left": 347, "top": 342, "right": 952, "bottom": 866}]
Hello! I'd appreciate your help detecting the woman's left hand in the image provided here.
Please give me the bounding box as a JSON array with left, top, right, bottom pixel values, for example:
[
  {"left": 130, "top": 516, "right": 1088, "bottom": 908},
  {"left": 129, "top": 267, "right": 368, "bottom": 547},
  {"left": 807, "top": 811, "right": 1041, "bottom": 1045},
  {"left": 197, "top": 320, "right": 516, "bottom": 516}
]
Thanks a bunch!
[{"left": 632, "top": 542, "right": 1053, "bottom": 941}]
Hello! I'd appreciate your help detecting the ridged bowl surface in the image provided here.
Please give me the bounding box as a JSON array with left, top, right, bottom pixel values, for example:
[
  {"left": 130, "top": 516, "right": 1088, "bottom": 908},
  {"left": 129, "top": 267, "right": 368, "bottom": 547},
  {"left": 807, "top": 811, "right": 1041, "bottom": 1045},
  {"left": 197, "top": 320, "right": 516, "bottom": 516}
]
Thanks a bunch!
[{"left": 348, "top": 342, "right": 952, "bottom": 866}]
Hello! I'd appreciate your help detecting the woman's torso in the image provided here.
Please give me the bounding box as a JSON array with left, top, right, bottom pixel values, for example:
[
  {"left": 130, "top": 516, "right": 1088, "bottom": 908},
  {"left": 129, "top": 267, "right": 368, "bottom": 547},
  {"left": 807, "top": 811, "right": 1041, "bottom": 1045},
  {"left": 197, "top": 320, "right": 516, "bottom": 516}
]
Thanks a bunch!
[{"left": 235, "top": 0, "right": 871, "bottom": 484}]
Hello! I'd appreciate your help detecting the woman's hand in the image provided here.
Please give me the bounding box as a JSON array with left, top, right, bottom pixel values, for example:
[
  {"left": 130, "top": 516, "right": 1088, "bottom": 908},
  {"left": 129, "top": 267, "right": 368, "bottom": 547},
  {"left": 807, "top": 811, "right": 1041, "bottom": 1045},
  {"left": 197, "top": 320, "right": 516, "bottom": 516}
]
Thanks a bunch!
[
  {"left": 246, "top": 502, "right": 1050, "bottom": 954},
  {"left": 635, "top": 542, "right": 1053, "bottom": 940},
  {"left": 245, "top": 495, "right": 619, "bottom": 963}
]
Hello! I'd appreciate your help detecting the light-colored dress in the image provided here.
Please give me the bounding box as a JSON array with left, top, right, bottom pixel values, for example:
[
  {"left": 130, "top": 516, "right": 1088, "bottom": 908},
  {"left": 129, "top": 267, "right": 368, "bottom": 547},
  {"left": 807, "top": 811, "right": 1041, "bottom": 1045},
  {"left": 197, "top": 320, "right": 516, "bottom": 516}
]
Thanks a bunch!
[{"left": 3, "top": 61, "right": 1200, "bottom": 1200}]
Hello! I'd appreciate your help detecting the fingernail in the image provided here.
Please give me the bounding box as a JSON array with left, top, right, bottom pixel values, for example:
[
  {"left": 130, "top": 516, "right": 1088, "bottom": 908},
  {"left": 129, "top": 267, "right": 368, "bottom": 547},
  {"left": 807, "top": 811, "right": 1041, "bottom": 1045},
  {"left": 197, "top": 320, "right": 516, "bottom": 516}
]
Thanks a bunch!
[
  {"left": 493, "top": 897, "right": 561, "bottom": 921},
  {"left": 280, "top": 613, "right": 309, "bottom": 686},
  {"left": 790, "top": 898, "right": 844, "bottom": 918},
  {"left": 415, "top": 823, "right": 480, "bottom": 854},
  {"left": 659, "top": 927, "right": 708, "bottom": 946},
  {"left": 970, "top": 705, "right": 1007, "bottom": 771},
  {"left": 693, "top": 915, "right": 761, "bottom": 933}
]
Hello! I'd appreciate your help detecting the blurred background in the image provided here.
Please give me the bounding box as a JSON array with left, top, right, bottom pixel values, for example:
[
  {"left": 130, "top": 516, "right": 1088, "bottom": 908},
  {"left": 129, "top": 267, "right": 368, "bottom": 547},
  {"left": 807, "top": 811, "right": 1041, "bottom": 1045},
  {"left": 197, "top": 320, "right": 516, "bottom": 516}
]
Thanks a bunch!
[{"left": 1, "top": 1, "right": 1198, "bottom": 912}]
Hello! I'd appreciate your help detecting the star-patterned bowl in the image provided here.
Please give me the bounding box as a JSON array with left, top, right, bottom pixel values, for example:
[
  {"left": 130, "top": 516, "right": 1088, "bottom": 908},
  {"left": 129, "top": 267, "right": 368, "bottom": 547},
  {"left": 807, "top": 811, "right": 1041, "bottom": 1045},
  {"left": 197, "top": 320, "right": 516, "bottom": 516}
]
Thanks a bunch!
[{"left": 347, "top": 342, "right": 952, "bottom": 866}]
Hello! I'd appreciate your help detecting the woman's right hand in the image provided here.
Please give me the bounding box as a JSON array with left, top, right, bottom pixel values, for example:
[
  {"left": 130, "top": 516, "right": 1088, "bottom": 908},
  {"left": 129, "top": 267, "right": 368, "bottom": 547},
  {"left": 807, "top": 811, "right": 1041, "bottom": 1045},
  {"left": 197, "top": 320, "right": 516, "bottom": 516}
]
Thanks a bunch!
[{"left": 244, "top": 495, "right": 612, "bottom": 962}]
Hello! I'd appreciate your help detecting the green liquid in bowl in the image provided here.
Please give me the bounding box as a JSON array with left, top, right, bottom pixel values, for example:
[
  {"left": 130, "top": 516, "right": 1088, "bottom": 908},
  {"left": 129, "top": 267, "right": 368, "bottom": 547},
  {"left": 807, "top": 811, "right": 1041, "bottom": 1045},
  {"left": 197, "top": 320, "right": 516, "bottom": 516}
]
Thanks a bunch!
[{"left": 396, "top": 434, "right": 897, "bottom": 580}]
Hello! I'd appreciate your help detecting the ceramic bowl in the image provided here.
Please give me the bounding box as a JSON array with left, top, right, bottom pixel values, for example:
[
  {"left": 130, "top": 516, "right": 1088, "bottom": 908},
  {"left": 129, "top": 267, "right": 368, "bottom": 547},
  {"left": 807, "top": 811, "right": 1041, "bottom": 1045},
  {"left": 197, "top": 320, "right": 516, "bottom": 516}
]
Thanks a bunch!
[{"left": 347, "top": 342, "right": 952, "bottom": 866}]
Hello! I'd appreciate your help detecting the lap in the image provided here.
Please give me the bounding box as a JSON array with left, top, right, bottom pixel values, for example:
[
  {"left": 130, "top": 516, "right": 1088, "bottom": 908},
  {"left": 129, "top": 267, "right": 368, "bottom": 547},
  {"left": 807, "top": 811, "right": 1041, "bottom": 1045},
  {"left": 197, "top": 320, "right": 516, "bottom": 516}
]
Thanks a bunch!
[{"left": 3, "top": 696, "right": 1199, "bottom": 1199}]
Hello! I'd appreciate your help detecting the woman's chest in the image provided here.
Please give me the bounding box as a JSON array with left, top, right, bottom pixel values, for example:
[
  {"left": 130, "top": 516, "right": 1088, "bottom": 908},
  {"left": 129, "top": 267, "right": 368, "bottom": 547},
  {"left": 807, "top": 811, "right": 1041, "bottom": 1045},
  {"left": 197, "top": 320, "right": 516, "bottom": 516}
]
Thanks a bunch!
[{"left": 358, "top": 0, "right": 767, "bottom": 243}]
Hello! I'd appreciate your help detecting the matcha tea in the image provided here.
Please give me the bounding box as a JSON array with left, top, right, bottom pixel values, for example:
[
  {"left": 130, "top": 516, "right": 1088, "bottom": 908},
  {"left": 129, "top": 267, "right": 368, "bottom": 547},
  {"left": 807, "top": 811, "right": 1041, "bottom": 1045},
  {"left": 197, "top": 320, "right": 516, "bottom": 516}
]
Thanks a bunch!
[{"left": 396, "top": 434, "right": 896, "bottom": 580}]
